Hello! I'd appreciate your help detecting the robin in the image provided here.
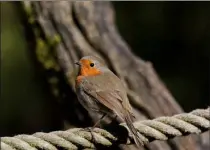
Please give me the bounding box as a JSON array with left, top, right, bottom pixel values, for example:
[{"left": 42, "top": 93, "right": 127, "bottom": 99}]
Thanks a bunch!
[{"left": 75, "top": 55, "right": 142, "bottom": 147}]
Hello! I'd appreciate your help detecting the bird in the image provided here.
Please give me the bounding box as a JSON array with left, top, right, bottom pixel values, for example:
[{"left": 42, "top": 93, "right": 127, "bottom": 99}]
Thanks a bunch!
[{"left": 75, "top": 55, "right": 142, "bottom": 148}]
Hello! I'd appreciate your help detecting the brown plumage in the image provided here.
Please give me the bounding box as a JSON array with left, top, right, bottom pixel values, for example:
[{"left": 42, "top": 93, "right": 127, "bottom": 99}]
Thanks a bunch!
[{"left": 75, "top": 55, "right": 142, "bottom": 148}]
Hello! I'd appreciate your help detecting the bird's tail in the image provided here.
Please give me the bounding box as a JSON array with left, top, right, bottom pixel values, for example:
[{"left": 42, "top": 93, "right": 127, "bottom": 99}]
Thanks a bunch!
[{"left": 124, "top": 111, "right": 143, "bottom": 148}]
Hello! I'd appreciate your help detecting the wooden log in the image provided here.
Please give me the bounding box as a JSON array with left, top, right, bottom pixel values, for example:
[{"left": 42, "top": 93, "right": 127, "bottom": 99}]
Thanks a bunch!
[{"left": 21, "top": 1, "right": 206, "bottom": 150}]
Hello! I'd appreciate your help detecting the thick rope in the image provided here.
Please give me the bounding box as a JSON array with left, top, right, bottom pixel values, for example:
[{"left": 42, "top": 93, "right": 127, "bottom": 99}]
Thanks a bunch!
[{"left": 1, "top": 108, "right": 209, "bottom": 150}]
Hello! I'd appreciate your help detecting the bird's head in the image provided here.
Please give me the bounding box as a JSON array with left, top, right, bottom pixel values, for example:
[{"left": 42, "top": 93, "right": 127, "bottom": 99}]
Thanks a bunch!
[{"left": 75, "top": 56, "right": 108, "bottom": 77}]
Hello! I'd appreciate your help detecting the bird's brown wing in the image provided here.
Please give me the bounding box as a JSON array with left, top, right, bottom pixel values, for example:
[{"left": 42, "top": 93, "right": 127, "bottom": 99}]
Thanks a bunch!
[
  {"left": 82, "top": 80, "right": 129, "bottom": 120},
  {"left": 82, "top": 75, "right": 141, "bottom": 147}
]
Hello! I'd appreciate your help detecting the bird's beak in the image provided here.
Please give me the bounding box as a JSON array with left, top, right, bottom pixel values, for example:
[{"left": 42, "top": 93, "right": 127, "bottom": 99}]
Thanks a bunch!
[{"left": 75, "top": 61, "right": 81, "bottom": 66}]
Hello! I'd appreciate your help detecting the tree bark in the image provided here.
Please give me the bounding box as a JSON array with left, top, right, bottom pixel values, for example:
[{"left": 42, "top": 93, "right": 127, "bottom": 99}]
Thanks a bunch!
[{"left": 21, "top": 1, "right": 207, "bottom": 150}]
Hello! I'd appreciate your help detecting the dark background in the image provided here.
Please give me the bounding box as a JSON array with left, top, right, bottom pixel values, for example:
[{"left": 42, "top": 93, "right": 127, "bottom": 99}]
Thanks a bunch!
[{"left": 1, "top": 2, "right": 209, "bottom": 137}]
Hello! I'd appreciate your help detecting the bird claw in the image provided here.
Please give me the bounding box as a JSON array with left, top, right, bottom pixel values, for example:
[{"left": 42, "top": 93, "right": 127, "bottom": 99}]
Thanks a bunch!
[
  {"left": 82, "top": 127, "right": 93, "bottom": 132},
  {"left": 81, "top": 127, "right": 97, "bottom": 143}
]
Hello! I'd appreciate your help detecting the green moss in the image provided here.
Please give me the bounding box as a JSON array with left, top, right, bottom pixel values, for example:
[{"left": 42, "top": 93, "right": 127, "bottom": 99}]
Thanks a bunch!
[
  {"left": 22, "top": 3, "right": 63, "bottom": 99},
  {"left": 47, "top": 35, "right": 62, "bottom": 46},
  {"left": 22, "top": 2, "right": 36, "bottom": 25},
  {"left": 53, "top": 35, "right": 61, "bottom": 43},
  {"left": 36, "top": 38, "right": 60, "bottom": 71},
  {"left": 22, "top": 2, "right": 62, "bottom": 72},
  {"left": 23, "top": 3, "right": 33, "bottom": 16},
  {"left": 35, "top": 37, "right": 61, "bottom": 97}
]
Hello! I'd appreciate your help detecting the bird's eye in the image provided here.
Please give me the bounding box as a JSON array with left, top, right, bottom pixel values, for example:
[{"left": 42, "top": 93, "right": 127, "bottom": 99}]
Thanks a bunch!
[{"left": 90, "top": 63, "right": 94, "bottom": 67}]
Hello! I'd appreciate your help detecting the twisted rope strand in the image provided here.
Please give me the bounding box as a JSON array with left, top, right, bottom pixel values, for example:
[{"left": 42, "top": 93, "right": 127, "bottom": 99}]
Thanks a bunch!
[{"left": 1, "top": 108, "right": 209, "bottom": 150}]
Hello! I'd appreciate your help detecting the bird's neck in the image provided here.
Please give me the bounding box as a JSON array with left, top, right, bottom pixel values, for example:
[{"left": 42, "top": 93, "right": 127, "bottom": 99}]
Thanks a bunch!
[
  {"left": 79, "top": 66, "right": 102, "bottom": 77},
  {"left": 76, "top": 67, "right": 102, "bottom": 85}
]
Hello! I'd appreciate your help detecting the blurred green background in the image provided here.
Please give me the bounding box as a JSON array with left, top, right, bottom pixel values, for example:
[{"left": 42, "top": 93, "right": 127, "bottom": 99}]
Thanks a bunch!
[{"left": 1, "top": 2, "right": 209, "bottom": 137}]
